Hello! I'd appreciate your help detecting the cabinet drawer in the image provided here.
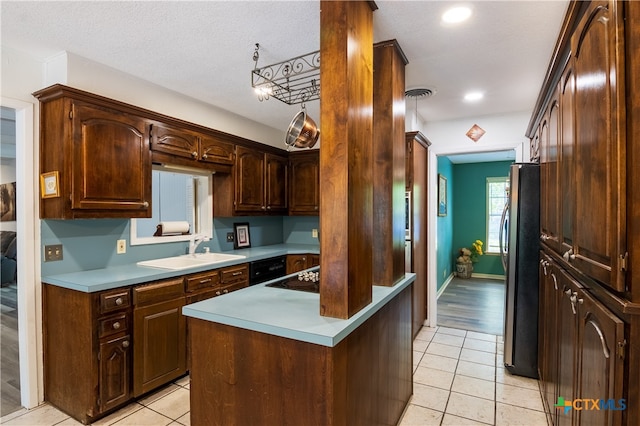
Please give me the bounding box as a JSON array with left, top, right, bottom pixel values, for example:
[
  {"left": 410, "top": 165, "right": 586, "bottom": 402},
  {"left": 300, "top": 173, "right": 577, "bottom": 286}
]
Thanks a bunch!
[
  {"left": 100, "top": 289, "right": 131, "bottom": 314},
  {"left": 220, "top": 281, "right": 248, "bottom": 295},
  {"left": 186, "top": 288, "right": 219, "bottom": 304},
  {"left": 185, "top": 271, "right": 220, "bottom": 293},
  {"left": 99, "top": 313, "right": 129, "bottom": 339},
  {"left": 133, "top": 278, "right": 184, "bottom": 306},
  {"left": 220, "top": 264, "right": 249, "bottom": 285}
]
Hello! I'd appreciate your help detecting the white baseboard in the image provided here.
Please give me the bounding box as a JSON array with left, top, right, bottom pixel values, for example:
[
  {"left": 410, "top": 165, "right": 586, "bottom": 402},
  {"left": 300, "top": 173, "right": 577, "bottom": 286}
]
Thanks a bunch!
[
  {"left": 437, "top": 273, "right": 455, "bottom": 299},
  {"left": 471, "top": 273, "right": 506, "bottom": 281},
  {"left": 437, "top": 273, "right": 505, "bottom": 300}
]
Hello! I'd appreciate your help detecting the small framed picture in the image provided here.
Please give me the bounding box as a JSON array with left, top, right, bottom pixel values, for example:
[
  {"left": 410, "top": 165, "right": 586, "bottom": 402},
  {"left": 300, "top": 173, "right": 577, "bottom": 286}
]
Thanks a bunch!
[
  {"left": 40, "top": 171, "right": 60, "bottom": 198},
  {"left": 233, "top": 222, "right": 251, "bottom": 249},
  {"left": 438, "top": 174, "right": 447, "bottom": 217}
]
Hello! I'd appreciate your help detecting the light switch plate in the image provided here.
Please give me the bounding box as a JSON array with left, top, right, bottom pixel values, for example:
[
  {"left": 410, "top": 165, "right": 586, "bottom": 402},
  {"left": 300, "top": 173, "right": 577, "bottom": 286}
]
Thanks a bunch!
[
  {"left": 312, "top": 229, "right": 318, "bottom": 238},
  {"left": 116, "top": 239, "right": 126, "bottom": 254}
]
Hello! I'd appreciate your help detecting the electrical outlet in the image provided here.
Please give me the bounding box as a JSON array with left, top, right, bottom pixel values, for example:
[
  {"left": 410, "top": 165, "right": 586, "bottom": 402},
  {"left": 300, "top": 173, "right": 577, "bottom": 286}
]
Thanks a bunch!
[
  {"left": 117, "top": 239, "right": 126, "bottom": 254},
  {"left": 226, "top": 232, "right": 235, "bottom": 242},
  {"left": 312, "top": 229, "right": 318, "bottom": 238},
  {"left": 44, "top": 244, "right": 63, "bottom": 262}
]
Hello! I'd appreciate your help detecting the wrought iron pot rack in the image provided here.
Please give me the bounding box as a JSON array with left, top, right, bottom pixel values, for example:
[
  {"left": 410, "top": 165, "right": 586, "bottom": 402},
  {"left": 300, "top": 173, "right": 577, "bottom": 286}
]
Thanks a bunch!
[{"left": 251, "top": 43, "right": 320, "bottom": 105}]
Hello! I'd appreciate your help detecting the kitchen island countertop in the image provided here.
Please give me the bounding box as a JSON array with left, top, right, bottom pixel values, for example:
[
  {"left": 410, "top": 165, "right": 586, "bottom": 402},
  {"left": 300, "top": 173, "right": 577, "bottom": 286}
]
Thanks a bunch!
[
  {"left": 182, "top": 272, "right": 415, "bottom": 347},
  {"left": 41, "top": 243, "right": 319, "bottom": 293}
]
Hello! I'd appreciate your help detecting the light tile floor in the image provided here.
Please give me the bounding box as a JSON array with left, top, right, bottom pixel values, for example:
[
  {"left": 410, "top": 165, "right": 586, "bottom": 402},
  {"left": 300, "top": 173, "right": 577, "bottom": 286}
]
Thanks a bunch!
[
  {"left": 1, "top": 326, "right": 549, "bottom": 426},
  {"left": 400, "top": 326, "right": 549, "bottom": 426}
]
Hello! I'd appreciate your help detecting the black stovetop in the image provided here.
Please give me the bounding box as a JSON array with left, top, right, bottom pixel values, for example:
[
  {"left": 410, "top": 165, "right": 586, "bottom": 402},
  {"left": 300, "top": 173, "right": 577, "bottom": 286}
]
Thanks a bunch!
[{"left": 265, "top": 276, "right": 319, "bottom": 294}]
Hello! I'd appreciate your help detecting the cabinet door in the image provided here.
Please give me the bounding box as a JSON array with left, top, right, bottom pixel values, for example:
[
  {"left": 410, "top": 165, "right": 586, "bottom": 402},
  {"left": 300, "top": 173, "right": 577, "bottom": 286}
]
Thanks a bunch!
[
  {"left": 265, "top": 153, "right": 288, "bottom": 213},
  {"left": 559, "top": 59, "right": 575, "bottom": 254},
  {"left": 541, "top": 90, "right": 562, "bottom": 253},
  {"left": 571, "top": 0, "right": 627, "bottom": 292},
  {"left": 133, "top": 297, "right": 186, "bottom": 396},
  {"left": 309, "top": 254, "right": 320, "bottom": 267},
  {"left": 150, "top": 122, "right": 199, "bottom": 160},
  {"left": 556, "top": 270, "right": 581, "bottom": 426},
  {"left": 289, "top": 151, "right": 319, "bottom": 215},
  {"left": 576, "top": 290, "right": 625, "bottom": 426},
  {"left": 199, "top": 135, "right": 235, "bottom": 165},
  {"left": 99, "top": 334, "right": 131, "bottom": 413},
  {"left": 235, "top": 146, "right": 265, "bottom": 212},
  {"left": 287, "top": 254, "right": 308, "bottom": 274},
  {"left": 538, "top": 255, "right": 560, "bottom": 417},
  {"left": 71, "top": 102, "right": 151, "bottom": 215}
]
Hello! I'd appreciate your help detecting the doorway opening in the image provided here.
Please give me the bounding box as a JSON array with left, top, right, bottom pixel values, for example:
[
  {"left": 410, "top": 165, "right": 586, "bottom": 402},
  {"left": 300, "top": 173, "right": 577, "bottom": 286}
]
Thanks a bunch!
[
  {"left": 1, "top": 106, "right": 20, "bottom": 416},
  {"left": 433, "top": 150, "right": 516, "bottom": 336}
]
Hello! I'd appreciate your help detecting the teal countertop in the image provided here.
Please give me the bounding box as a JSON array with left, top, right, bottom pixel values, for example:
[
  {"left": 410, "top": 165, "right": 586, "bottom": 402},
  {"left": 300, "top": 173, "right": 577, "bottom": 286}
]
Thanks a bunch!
[
  {"left": 41, "top": 243, "right": 319, "bottom": 293},
  {"left": 182, "top": 272, "right": 415, "bottom": 347}
]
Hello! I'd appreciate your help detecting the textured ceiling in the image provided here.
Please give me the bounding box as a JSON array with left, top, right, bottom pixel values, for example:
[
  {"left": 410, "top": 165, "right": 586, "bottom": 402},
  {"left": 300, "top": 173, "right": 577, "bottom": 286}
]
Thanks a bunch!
[{"left": 1, "top": 0, "right": 569, "bottom": 143}]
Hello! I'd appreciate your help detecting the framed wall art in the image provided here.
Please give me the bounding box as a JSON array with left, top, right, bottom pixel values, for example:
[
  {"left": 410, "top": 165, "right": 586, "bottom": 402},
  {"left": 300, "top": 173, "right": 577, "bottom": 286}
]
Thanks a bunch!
[
  {"left": 438, "top": 174, "right": 447, "bottom": 217},
  {"left": 0, "top": 181, "right": 16, "bottom": 221},
  {"left": 233, "top": 222, "right": 251, "bottom": 249},
  {"left": 40, "top": 171, "right": 60, "bottom": 198}
]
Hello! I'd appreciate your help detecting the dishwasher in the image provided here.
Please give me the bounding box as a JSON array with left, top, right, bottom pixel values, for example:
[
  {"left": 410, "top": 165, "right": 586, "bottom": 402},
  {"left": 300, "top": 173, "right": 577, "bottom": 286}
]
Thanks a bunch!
[{"left": 248, "top": 255, "right": 287, "bottom": 285}]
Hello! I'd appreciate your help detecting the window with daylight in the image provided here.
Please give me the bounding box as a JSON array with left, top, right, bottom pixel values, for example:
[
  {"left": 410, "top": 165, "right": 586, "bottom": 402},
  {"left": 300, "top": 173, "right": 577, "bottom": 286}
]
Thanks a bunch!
[{"left": 486, "top": 176, "right": 509, "bottom": 253}]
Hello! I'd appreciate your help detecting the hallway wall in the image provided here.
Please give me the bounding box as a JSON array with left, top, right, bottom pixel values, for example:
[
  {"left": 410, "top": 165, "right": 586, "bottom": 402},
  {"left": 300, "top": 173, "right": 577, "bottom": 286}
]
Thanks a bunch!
[{"left": 452, "top": 161, "right": 512, "bottom": 276}]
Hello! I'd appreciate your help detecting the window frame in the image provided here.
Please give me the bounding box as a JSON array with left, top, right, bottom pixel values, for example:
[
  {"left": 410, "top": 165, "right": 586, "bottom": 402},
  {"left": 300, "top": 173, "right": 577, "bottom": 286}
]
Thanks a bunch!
[
  {"left": 130, "top": 164, "right": 213, "bottom": 246},
  {"left": 485, "top": 176, "right": 509, "bottom": 254}
]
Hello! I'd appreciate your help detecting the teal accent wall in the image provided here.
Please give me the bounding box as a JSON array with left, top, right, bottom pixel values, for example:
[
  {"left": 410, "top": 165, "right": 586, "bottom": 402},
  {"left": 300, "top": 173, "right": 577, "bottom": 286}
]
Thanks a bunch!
[
  {"left": 436, "top": 156, "right": 454, "bottom": 291},
  {"left": 41, "top": 216, "right": 300, "bottom": 276},
  {"left": 452, "top": 161, "right": 512, "bottom": 276}
]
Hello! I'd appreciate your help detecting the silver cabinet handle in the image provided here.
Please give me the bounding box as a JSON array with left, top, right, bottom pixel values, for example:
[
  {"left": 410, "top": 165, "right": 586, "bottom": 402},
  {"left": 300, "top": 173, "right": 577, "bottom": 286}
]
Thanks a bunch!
[
  {"left": 122, "top": 340, "right": 130, "bottom": 348},
  {"left": 191, "top": 151, "right": 198, "bottom": 158},
  {"left": 563, "top": 249, "right": 575, "bottom": 261},
  {"left": 112, "top": 321, "right": 121, "bottom": 330},
  {"left": 551, "top": 273, "right": 558, "bottom": 290},
  {"left": 115, "top": 297, "right": 123, "bottom": 306},
  {"left": 202, "top": 153, "right": 208, "bottom": 160}
]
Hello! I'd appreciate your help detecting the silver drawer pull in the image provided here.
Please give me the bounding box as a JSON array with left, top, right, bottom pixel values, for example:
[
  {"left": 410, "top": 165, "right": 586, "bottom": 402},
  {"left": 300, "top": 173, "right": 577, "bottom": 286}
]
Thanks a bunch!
[
  {"left": 199, "top": 278, "right": 212, "bottom": 284},
  {"left": 112, "top": 322, "right": 121, "bottom": 330},
  {"left": 232, "top": 271, "right": 242, "bottom": 276},
  {"left": 115, "top": 297, "right": 123, "bottom": 306},
  {"left": 122, "top": 340, "right": 130, "bottom": 348}
]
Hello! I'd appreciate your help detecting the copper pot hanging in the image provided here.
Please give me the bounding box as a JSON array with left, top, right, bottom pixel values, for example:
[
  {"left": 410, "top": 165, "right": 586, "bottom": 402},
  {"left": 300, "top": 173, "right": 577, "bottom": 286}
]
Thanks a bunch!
[{"left": 285, "top": 108, "right": 320, "bottom": 149}]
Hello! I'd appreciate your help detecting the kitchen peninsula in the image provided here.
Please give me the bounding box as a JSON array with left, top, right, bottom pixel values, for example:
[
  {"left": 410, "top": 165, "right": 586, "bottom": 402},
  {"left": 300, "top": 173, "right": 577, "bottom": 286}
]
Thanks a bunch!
[{"left": 183, "top": 272, "right": 415, "bottom": 425}]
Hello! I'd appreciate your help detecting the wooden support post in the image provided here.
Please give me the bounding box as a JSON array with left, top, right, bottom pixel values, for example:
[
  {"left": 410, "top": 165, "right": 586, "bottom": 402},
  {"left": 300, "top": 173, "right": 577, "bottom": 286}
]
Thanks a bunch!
[
  {"left": 319, "top": 0, "right": 376, "bottom": 319},
  {"left": 372, "top": 40, "right": 408, "bottom": 287}
]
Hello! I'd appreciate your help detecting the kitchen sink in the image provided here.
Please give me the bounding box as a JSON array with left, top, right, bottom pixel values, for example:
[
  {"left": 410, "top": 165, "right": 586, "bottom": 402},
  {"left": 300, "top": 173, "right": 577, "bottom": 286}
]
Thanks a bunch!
[{"left": 137, "top": 253, "right": 246, "bottom": 270}]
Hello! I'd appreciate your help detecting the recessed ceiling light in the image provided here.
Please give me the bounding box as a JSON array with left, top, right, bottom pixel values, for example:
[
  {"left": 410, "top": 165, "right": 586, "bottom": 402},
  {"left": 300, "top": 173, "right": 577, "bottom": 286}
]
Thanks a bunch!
[
  {"left": 464, "top": 92, "right": 484, "bottom": 102},
  {"left": 442, "top": 6, "right": 472, "bottom": 24}
]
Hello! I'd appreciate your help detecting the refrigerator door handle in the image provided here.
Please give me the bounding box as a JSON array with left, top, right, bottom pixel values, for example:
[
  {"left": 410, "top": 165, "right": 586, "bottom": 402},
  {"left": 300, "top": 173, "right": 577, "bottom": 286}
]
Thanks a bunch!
[{"left": 499, "top": 202, "right": 509, "bottom": 272}]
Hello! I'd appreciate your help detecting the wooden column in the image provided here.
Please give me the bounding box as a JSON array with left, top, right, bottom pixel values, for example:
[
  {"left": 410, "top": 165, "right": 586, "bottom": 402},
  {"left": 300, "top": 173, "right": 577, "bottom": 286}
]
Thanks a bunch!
[
  {"left": 372, "top": 40, "right": 408, "bottom": 287},
  {"left": 319, "top": 0, "right": 376, "bottom": 319}
]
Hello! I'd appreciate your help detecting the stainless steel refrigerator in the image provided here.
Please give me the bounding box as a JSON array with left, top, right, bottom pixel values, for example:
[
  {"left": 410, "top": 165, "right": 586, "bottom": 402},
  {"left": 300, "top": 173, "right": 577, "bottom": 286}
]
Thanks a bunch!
[{"left": 499, "top": 163, "right": 540, "bottom": 378}]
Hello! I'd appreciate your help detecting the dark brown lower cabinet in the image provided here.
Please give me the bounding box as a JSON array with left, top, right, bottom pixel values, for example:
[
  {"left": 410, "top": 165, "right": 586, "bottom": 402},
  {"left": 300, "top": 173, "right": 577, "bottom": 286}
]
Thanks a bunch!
[
  {"left": 133, "top": 279, "right": 186, "bottom": 397},
  {"left": 286, "top": 253, "right": 319, "bottom": 274},
  {"left": 537, "top": 251, "right": 626, "bottom": 426},
  {"left": 99, "top": 334, "right": 132, "bottom": 412},
  {"left": 43, "top": 264, "right": 250, "bottom": 424},
  {"left": 43, "top": 284, "right": 132, "bottom": 424}
]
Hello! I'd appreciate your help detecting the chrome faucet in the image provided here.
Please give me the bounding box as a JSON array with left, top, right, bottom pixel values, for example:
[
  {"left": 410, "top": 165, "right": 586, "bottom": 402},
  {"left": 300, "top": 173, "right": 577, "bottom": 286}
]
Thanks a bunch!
[{"left": 188, "top": 234, "right": 209, "bottom": 255}]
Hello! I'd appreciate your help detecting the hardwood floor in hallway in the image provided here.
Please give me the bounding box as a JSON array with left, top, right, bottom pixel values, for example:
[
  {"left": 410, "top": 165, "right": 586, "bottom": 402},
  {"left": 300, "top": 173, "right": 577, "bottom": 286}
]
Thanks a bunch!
[
  {"left": 1, "top": 283, "right": 21, "bottom": 417},
  {"left": 437, "top": 277, "right": 505, "bottom": 336}
]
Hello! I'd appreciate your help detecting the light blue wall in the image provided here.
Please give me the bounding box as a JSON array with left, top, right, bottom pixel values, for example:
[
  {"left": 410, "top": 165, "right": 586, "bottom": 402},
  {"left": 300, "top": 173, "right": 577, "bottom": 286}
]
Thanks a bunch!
[
  {"left": 451, "top": 161, "right": 512, "bottom": 277},
  {"left": 436, "top": 157, "right": 454, "bottom": 290},
  {"left": 41, "top": 216, "right": 319, "bottom": 276}
]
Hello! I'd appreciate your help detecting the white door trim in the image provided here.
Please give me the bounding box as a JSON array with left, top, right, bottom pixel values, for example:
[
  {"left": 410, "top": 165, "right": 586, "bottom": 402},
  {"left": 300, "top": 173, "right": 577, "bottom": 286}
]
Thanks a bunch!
[{"left": 2, "top": 96, "right": 43, "bottom": 409}]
